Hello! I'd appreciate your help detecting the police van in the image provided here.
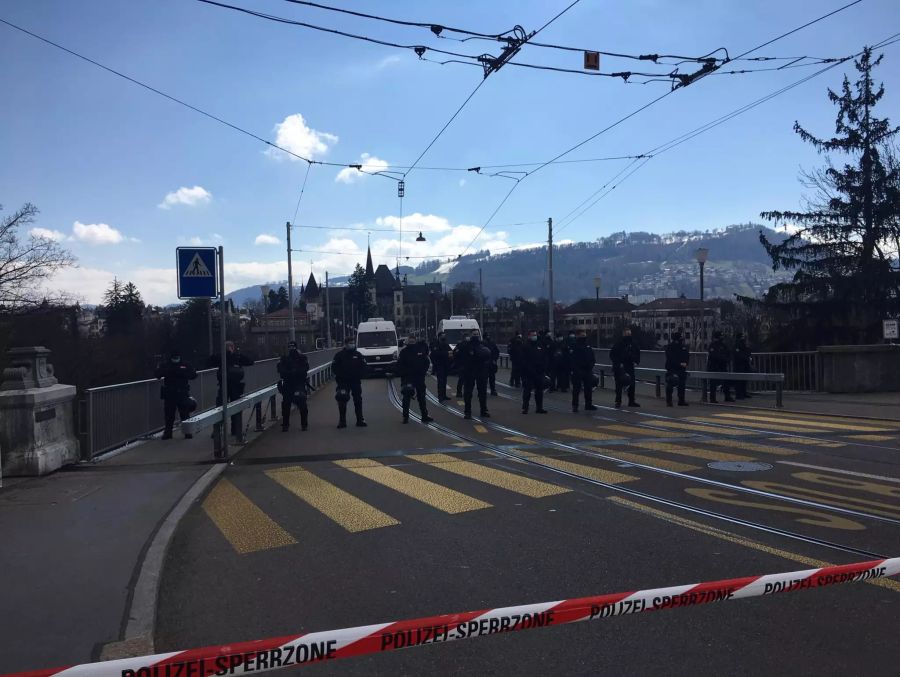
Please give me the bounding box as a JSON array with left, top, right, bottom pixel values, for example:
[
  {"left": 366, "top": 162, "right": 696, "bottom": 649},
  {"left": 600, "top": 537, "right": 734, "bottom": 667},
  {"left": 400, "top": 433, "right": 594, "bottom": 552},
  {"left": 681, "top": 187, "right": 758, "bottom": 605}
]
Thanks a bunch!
[
  {"left": 437, "top": 316, "right": 481, "bottom": 349},
  {"left": 355, "top": 318, "right": 399, "bottom": 375}
]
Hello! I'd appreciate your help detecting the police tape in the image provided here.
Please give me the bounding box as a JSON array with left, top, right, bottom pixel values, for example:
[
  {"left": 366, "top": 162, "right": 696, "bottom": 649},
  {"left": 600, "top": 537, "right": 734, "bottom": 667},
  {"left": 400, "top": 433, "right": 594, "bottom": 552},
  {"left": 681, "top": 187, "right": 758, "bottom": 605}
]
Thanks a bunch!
[{"left": 7, "top": 557, "right": 898, "bottom": 677}]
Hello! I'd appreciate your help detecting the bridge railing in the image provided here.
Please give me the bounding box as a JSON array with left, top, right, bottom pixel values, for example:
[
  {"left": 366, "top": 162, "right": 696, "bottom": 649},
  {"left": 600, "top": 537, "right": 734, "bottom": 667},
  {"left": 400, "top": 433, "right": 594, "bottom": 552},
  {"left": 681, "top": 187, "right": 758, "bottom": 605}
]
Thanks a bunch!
[{"left": 79, "top": 349, "right": 338, "bottom": 459}]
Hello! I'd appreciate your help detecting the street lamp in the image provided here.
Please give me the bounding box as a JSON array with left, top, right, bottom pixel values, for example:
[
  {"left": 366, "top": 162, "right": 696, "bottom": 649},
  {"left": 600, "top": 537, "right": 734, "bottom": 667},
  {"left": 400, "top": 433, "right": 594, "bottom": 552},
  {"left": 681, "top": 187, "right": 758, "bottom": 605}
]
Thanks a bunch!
[{"left": 695, "top": 248, "right": 709, "bottom": 301}]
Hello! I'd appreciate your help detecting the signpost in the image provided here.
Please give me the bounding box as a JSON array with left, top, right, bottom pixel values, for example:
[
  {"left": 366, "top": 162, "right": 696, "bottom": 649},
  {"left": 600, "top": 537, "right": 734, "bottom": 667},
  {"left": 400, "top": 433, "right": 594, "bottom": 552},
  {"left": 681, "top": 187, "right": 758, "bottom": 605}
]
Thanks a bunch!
[
  {"left": 883, "top": 319, "right": 898, "bottom": 341},
  {"left": 176, "top": 246, "right": 228, "bottom": 458}
]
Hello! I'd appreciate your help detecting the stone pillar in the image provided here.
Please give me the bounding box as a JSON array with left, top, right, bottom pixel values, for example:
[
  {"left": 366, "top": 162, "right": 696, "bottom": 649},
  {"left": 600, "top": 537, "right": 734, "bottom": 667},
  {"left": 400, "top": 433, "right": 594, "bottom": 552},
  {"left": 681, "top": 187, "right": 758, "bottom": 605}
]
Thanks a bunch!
[{"left": 0, "top": 347, "right": 79, "bottom": 476}]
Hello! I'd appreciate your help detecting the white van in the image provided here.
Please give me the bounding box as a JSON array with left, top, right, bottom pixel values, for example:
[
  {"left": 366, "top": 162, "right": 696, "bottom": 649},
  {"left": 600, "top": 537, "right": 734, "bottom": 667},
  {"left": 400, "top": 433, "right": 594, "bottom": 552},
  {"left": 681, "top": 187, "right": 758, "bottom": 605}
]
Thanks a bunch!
[
  {"left": 355, "top": 318, "right": 399, "bottom": 375},
  {"left": 437, "top": 316, "right": 481, "bottom": 349}
]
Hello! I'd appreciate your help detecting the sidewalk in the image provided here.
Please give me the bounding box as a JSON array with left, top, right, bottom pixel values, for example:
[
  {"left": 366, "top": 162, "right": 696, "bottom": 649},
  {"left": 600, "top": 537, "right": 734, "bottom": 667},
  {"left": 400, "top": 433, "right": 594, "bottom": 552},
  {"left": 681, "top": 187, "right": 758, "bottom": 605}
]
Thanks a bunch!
[{"left": 0, "top": 418, "right": 271, "bottom": 674}]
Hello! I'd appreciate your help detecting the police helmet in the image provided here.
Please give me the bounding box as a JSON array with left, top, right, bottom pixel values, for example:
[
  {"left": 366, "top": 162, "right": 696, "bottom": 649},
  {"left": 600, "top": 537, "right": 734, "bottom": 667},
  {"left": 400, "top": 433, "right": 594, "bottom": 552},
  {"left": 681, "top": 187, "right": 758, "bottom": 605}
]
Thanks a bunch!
[
  {"left": 618, "top": 371, "right": 632, "bottom": 387},
  {"left": 185, "top": 396, "right": 198, "bottom": 413},
  {"left": 665, "top": 372, "right": 679, "bottom": 387},
  {"left": 400, "top": 382, "right": 416, "bottom": 398},
  {"left": 334, "top": 388, "right": 350, "bottom": 403},
  {"left": 590, "top": 374, "right": 600, "bottom": 389},
  {"left": 542, "top": 374, "right": 552, "bottom": 390}
]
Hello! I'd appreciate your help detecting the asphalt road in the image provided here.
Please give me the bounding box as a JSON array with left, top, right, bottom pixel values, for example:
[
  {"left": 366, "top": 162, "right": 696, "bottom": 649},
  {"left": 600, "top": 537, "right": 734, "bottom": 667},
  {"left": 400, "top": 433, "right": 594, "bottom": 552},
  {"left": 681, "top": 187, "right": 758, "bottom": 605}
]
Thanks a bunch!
[{"left": 156, "top": 372, "right": 900, "bottom": 675}]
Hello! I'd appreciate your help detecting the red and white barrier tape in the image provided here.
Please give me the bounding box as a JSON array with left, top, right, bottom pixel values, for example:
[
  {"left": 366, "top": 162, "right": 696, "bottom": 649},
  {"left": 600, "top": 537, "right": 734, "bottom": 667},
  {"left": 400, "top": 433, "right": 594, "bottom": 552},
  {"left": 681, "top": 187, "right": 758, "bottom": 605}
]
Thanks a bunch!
[{"left": 7, "top": 557, "right": 898, "bottom": 677}]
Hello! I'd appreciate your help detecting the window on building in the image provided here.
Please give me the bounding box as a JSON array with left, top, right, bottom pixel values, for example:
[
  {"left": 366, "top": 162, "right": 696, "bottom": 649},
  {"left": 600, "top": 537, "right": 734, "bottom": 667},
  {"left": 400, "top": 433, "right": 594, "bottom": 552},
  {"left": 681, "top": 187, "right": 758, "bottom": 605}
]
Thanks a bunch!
[{"left": 300, "top": 335, "right": 307, "bottom": 345}]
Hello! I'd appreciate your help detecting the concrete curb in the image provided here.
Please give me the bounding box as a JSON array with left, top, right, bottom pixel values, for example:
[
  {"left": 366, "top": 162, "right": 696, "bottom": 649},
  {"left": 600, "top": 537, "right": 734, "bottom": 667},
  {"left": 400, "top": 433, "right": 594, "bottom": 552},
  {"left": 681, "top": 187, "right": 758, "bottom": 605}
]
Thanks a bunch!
[{"left": 98, "top": 461, "right": 227, "bottom": 660}]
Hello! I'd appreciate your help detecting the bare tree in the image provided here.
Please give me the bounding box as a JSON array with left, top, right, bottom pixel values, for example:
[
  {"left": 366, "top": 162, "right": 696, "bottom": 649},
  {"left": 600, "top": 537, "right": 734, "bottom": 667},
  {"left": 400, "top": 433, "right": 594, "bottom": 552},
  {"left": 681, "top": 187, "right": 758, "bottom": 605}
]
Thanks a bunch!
[{"left": 0, "top": 203, "right": 76, "bottom": 308}]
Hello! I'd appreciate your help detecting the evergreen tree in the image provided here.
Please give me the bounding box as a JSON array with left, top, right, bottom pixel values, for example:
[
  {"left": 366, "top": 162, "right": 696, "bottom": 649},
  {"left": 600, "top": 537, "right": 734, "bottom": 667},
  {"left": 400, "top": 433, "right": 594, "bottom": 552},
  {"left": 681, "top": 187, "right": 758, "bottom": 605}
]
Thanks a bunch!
[
  {"left": 104, "top": 279, "right": 144, "bottom": 335},
  {"left": 759, "top": 48, "right": 900, "bottom": 344},
  {"left": 346, "top": 263, "right": 374, "bottom": 320},
  {"left": 276, "top": 285, "right": 289, "bottom": 310},
  {"left": 267, "top": 289, "right": 279, "bottom": 313}
]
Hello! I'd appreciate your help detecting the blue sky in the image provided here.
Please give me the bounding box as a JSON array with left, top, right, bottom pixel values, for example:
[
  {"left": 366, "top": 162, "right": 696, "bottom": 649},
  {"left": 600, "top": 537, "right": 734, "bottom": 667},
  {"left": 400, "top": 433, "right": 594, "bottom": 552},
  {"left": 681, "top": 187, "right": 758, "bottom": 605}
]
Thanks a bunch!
[{"left": 2, "top": 0, "right": 898, "bottom": 304}]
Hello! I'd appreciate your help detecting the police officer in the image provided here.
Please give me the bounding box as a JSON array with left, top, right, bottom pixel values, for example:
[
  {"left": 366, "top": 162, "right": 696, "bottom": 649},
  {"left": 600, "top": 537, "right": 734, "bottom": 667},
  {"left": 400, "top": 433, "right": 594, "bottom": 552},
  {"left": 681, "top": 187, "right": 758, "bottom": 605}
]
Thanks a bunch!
[
  {"left": 508, "top": 333, "right": 524, "bottom": 387},
  {"left": 733, "top": 331, "right": 753, "bottom": 399},
  {"left": 430, "top": 332, "right": 451, "bottom": 401},
  {"left": 707, "top": 330, "right": 734, "bottom": 403},
  {"left": 610, "top": 328, "right": 641, "bottom": 408},
  {"left": 332, "top": 336, "right": 367, "bottom": 428},
  {"left": 522, "top": 329, "right": 549, "bottom": 414},
  {"left": 570, "top": 331, "right": 597, "bottom": 412},
  {"left": 398, "top": 333, "right": 433, "bottom": 423},
  {"left": 552, "top": 333, "right": 571, "bottom": 393},
  {"left": 155, "top": 350, "right": 198, "bottom": 439},
  {"left": 458, "top": 331, "right": 492, "bottom": 419},
  {"left": 207, "top": 340, "right": 255, "bottom": 442},
  {"left": 452, "top": 335, "right": 468, "bottom": 398},
  {"left": 665, "top": 332, "right": 690, "bottom": 407},
  {"left": 277, "top": 340, "right": 310, "bottom": 432},
  {"left": 483, "top": 332, "right": 501, "bottom": 396}
]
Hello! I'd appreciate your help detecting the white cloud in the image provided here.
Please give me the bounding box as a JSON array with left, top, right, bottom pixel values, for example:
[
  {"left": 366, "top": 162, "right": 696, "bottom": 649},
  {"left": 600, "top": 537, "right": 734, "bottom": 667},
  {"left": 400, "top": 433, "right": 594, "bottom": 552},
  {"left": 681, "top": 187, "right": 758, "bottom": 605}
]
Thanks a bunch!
[
  {"left": 158, "top": 185, "right": 212, "bottom": 209},
  {"left": 375, "top": 212, "right": 454, "bottom": 233},
  {"left": 267, "top": 113, "right": 338, "bottom": 162},
  {"left": 188, "top": 236, "right": 203, "bottom": 246},
  {"left": 376, "top": 54, "right": 402, "bottom": 70},
  {"left": 73, "top": 221, "right": 125, "bottom": 245},
  {"left": 254, "top": 234, "right": 281, "bottom": 246},
  {"left": 29, "top": 227, "right": 68, "bottom": 241},
  {"left": 335, "top": 152, "right": 390, "bottom": 183},
  {"left": 459, "top": 179, "right": 466, "bottom": 187}
]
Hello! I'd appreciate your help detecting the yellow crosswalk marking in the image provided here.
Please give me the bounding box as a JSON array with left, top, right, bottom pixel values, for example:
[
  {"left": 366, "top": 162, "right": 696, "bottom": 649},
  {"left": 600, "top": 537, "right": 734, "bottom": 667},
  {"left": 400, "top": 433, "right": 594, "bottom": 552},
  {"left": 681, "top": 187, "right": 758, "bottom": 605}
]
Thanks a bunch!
[
  {"left": 688, "top": 417, "right": 826, "bottom": 434},
  {"left": 754, "top": 410, "right": 900, "bottom": 428},
  {"left": 598, "top": 424, "right": 689, "bottom": 438},
  {"left": 632, "top": 441, "right": 755, "bottom": 462},
  {"left": 847, "top": 434, "right": 895, "bottom": 442},
  {"left": 266, "top": 468, "right": 399, "bottom": 533},
  {"left": 202, "top": 479, "right": 296, "bottom": 554},
  {"left": 597, "top": 449, "right": 700, "bottom": 473},
  {"left": 703, "top": 439, "right": 801, "bottom": 457},
  {"left": 742, "top": 480, "right": 900, "bottom": 520},
  {"left": 474, "top": 424, "right": 489, "bottom": 434},
  {"left": 518, "top": 451, "right": 638, "bottom": 485},
  {"left": 453, "top": 442, "right": 475, "bottom": 448},
  {"left": 334, "top": 459, "right": 491, "bottom": 514},
  {"left": 554, "top": 428, "right": 623, "bottom": 441},
  {"left": 505, "top": 435, "right": 537, "bottom": 445},
  {"left": 712, "top": 413, "right": 891, "bottom": 433},
  {"left": 769, "top": 437, "right": 846, "bottom": 448},
  {"left": 407, "top": 453, "right": 570, "bottom": 498},
  {"left": 650, "top": 420, "right": 754, "bottom": 436}
]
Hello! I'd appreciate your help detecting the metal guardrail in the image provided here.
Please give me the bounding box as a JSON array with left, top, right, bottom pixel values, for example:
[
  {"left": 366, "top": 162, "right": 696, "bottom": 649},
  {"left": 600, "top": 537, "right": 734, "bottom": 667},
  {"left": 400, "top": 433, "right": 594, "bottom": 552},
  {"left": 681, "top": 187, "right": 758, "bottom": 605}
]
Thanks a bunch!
[{"left": 79, "top": 349, "right": 338, "bottom": 459}]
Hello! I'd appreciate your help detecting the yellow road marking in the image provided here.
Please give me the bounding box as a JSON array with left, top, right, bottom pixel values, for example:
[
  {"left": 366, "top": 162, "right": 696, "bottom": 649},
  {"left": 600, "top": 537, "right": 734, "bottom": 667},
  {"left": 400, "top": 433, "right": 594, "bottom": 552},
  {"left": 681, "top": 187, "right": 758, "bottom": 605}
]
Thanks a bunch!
[
  {"left": 555, "top": 428, "right": 624, "bottom": 441},
  {"left": 791, "top": 471, "right": 900, "bottom": 499},
  {"left": 703, "top": 439, "right": 800, "bottom": 457},
  {"left": 457, "top": 400, "right": 465, "bottom": 407},
  {"left": 518, "top": 451, "right": 638, "bottom": 485},
  {"left": 650, "top": 420, "right": 754, "bottom": 436},
  {"left": 596, "top": 449, "right": 700, "bottom": 473},
  {"left": 333, "top": 459, "right": 491, "bottom": 514},
  {"left": 769, "top": 437, "right": 845, "bottom": 448},
  {"left": 779, "top": 461, "right": 900, "bottom": 484},
  {"left": 453, "top": 442, "right": 475, "bottom": 448},
  {"left": 713, "top": 413, "right": 892, "bottom": 433},
  {"left": 753, "top": 410, "right": 900, "bottom": 428},
  {"left": 202, "top": 478, "right": 297, "bottom": 554},
  {"left": 685, "top": 487, "right": 864, "bottom": 531},
  {"left": 847, "top": 434, "right": 895, "bottom": 442},
  {"left": 689, "top": 417, "right": 828, "bottom": 434},
  {"left": 742, "top": 480, "right": 900, "bottom": 520},
  {"left": 633, "top": 441, "right": 754, "bottom": 462},
  {"left": 266, "top": 468, "right": 399, "bottom": 533},
  {"left": 598, "top": 423, "right": 688, "bottom": 438},
  {"left": 407, "top": 453, "right": 570, "bottom": 498},
  {"left": 608, "top": 497, "right": 900, "bottom": 592},
  {"left": 474, "top": 424, "right": 489, "bottom": 434},
  {"left": 505, "top": 435, "right": 537, "bottom": 446}
]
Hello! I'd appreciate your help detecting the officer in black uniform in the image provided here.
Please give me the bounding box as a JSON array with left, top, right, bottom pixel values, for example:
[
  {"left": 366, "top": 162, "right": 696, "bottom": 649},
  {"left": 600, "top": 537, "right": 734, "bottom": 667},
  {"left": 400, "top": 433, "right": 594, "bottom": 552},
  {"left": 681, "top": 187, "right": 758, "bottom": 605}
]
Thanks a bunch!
[
  {"left": 707, "top": 330, "right": 734, "bottom": 403},
  {"left": 570, "top": 331, "right": 598, "bottom": 412},
  {"left": 277, "top": 340, "right": 310, "bottom": 432},
  {"left": 155, "top": 350, "right": 198, "bottom": 439},
  {"left": 551, "top": 334, "right": 571, "bottom": 393},
  {"left": 207, "top": 340, "right": 255, "bottom": 442},
  {"left": 483, "top": 332, "right": 501, "bottom": 396},
  {"left": 508, "top": 333, "right": 524, "bottom": 387},
  {"left": 665, "top": 332, "right": 690, "bottom": 407},
  {"left": 453, "top": 335, "right": 468, "bottom": 398},
  {"left": 522, "top": 330, "right": 549, "bottom": 414},
  {"left": 610, "top": 328, "right": 641, "bottom": 408},
  {"left": 332, "top": 336, "right": 367, "bottom": 428},
  {"left": 430, "top": 332, "right": 451, "bottom": 401},
  {"left": 733, "top": 331, "right": 753, "bottom": 399},
  {"left": 458, "top": 331, "right": 492, "bottom": 419},
  {"left": 398, "top": 333, "right": 433, "bottom": 423}
]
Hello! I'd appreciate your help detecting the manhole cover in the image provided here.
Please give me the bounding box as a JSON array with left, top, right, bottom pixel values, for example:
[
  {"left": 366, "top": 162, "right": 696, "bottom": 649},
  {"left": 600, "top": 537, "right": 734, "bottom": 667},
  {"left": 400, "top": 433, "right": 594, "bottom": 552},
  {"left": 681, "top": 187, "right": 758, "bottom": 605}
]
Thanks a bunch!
[{"left": 707, "top": 461, "right": 773, "bottom": 472}]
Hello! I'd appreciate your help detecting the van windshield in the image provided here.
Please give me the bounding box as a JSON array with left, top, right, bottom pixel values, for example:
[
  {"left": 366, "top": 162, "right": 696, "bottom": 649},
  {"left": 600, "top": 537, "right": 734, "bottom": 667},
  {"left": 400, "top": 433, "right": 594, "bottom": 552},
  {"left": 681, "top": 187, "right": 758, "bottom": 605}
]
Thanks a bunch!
[
  {"left": 443, "top": 328, "right": 477, "bottom": 345},
  {"left": 357, "top": 331, "right": 397, "bottom": 348}
]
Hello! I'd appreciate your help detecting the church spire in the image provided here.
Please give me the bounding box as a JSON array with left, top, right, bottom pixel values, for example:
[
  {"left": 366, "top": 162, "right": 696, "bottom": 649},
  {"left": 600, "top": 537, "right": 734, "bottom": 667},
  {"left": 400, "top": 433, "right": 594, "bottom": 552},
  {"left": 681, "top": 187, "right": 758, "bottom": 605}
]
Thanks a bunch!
[{"left": 365, "top": 237, "right": 375, "bottom": 280}]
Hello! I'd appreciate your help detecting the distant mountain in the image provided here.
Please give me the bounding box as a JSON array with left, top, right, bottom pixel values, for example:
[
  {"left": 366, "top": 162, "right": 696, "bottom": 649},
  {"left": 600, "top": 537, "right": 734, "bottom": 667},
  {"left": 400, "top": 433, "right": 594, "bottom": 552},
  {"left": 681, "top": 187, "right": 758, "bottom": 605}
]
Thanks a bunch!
[{"left": 224, "top": 225, "right": 790, "bottom": 307}]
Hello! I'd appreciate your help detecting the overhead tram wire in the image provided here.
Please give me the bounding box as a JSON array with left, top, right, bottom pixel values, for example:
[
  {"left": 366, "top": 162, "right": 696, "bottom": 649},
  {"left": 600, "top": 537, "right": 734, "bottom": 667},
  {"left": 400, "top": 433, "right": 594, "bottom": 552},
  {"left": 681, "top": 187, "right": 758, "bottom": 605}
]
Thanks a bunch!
[
  {"left": 291, "top": 162, "right": 313, "bottom": 226},
  {"left": 0, "top": 16, "right": 365, "bottom": 171},
  {"left": 552, "top": 31, "right": 900, "bottom": 235}
]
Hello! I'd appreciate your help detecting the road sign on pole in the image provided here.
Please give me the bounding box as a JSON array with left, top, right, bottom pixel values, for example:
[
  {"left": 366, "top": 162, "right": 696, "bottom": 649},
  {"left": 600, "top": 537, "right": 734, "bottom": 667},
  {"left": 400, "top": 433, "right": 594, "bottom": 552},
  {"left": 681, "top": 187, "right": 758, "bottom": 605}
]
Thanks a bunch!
[
  {"left": 177, "top": 247, "right": 218, "bottom": 299},
  {"left": 883, "top": 319, "right": 898, "bottom": 340}
]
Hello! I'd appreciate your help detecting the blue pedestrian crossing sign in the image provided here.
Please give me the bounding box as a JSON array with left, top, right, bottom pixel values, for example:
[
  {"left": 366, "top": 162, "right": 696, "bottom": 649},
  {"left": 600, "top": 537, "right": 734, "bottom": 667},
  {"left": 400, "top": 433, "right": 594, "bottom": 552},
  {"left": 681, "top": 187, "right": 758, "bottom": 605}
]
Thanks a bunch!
[{"left": 176, "top": 247, "right": 218, "bottom": 298}]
